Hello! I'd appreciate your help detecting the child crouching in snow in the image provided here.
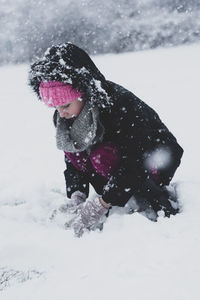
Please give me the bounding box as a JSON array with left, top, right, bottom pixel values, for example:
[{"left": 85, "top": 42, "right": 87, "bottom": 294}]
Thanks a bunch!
[{"left": 28, "top": 43, "right": 183, "bottom": 237}]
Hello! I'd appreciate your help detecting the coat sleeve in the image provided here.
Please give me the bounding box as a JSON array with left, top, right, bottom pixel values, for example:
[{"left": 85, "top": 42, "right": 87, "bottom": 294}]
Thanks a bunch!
[
  {"left": 64, "top": 155, "right": 89, "bottom": 198},
  {"left": 101, "top": 95, "right": 183, "bottom": 207}
]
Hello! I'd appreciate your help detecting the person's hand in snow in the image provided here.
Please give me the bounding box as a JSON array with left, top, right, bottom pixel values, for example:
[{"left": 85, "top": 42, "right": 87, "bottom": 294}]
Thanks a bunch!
[
  {"left": 65, "top": 197, "right": 110, "bottom": 237},
  {"left": 59, "top": 191, "right": 86, "bottom": 214}
]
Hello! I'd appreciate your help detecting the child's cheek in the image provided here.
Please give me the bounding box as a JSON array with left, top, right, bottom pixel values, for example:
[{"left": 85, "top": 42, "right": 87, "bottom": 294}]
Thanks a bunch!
[{"left": 74, "top": 105, "right": 82, "bottom": 116}]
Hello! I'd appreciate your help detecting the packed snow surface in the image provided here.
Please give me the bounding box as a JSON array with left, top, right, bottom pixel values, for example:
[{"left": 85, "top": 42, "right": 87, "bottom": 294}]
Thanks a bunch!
[{"left": 0, "top": 44, "right": 200, "bottom": 299}]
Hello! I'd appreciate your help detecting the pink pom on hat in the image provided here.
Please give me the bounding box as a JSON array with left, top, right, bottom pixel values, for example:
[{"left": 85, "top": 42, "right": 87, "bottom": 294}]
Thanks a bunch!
[{"left": 39, "top": 81, "right": 83, "bottom": 107}]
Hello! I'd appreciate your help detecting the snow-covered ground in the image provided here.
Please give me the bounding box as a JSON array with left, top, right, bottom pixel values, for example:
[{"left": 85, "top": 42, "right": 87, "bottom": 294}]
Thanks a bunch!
[{"left": 0, "top": 43, "right": 200, "bottom": 300}]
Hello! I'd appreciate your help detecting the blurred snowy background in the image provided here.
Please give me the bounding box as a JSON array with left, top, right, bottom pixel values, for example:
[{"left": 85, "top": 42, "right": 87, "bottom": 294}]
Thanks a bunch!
[{"left": 1, "top": 0, "right": 200, "bottom": 64}]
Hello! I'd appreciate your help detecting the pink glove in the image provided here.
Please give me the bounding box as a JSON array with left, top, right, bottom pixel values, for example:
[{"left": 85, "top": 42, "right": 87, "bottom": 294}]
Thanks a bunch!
[
  {"left": 59, "top": 191, "right": 86, "bottom": 214},
  {"left": 65, "top": 197, "right": 109, "bottom": 237}
]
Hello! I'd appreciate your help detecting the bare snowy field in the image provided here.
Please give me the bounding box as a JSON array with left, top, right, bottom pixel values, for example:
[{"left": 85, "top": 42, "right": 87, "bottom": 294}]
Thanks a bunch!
[{"left": 0, "top": 43, "right": 200, "bottom": 299}]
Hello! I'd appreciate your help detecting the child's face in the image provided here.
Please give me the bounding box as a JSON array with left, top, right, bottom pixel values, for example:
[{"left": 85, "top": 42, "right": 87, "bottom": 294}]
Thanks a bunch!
[{"left": 56, "top": 98, "right": 85, "bottom": 119}]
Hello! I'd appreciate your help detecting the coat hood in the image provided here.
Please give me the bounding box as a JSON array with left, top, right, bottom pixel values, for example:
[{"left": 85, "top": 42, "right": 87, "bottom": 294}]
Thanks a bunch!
[{"left": 28, "top": 42, "right": 111, "bottom": 108}]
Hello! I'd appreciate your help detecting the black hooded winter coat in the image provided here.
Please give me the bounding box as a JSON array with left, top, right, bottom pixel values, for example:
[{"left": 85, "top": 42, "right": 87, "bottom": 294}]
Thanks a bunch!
[{"left": 29, "top": 43, "right": 183, "bottom": 207}]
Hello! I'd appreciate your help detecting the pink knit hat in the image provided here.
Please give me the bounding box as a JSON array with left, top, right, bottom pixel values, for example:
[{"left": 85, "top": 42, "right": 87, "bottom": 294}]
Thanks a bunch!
[{"left": 39, "top": 81, "right": 83, "bottom": 107}]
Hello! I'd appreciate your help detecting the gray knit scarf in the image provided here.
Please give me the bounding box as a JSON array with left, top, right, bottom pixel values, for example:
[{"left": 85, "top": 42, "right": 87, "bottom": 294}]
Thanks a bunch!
[{"left": 56, "top": 101, "right": 104, "bottom": 153}]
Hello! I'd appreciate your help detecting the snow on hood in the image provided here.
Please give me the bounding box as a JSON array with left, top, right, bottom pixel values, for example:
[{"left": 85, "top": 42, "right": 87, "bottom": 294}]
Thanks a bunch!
[{"left": 28, "top": 42, "right": 111, "bottom": 108}]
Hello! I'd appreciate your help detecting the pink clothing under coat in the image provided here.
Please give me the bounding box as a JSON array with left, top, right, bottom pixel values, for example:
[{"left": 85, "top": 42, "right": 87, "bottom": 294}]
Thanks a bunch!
[{"left": 64, "top": 142, "right": 121, "bottom": 180}]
